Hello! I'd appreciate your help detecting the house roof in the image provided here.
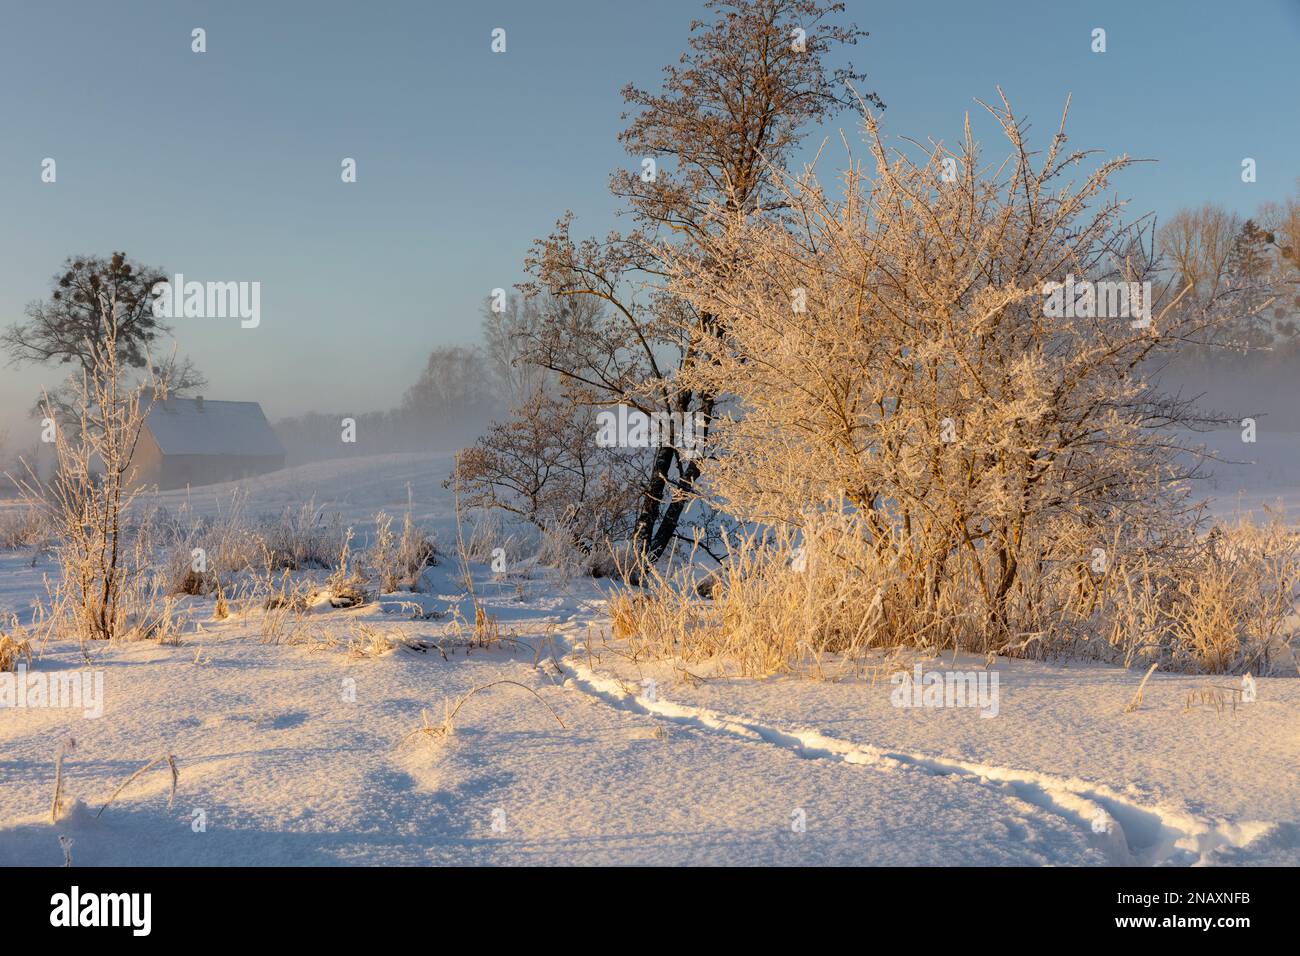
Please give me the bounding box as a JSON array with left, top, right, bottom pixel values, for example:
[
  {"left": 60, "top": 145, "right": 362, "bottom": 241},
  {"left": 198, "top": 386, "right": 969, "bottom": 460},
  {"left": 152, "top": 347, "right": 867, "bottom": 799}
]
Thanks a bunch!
[{"left": 144, "top": 397, "right": 286, "bottom": 458}]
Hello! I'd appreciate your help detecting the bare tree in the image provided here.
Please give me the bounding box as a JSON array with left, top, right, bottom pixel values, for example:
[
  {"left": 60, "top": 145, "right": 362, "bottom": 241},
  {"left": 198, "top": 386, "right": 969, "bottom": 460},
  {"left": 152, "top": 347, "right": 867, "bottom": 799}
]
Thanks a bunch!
[
  {"left": 1158, "top": 204, "right": 1239, "bottom": 308},
  {"left": 1159, "top": 195, "right": 1300, "bottom": 350},
  {"left": 448, "top": 390, "right": 644, "bottom": 556},
  {"left": 400, "top": 345, "right": 496, "bottom": 416},
  {"left": 1223, "top": 220, "right": 1281, "bottom": 348},
  {"left": 518, "top": 0, "right": 880, "bottom": 562},
  {"left": 480, "top": 293, "right": 556, "bottom": 403},
  {"left": 1259, "top": 184, "right": 1300, "bottom": 270},
  {"left": 1259, "top": 186, "right": 1300, "bottom": 340}
]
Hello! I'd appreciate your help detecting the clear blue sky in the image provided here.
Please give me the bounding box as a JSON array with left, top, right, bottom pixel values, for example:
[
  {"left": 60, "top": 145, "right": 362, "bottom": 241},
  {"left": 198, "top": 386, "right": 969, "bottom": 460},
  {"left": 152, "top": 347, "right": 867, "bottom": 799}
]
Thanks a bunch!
[{"left": 2, "top": 0, "right": 1298, "bottom": 442}]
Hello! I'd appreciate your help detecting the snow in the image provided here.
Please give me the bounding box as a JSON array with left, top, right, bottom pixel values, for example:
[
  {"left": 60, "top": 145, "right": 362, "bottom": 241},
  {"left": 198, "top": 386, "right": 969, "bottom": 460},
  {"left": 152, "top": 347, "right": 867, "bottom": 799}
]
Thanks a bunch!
[
  {"left": 1193, "top": 428, "right": 1300, "bottom": 522},
  {"left": 0, "top": 449, "right": 1297, "bottom": 866}
]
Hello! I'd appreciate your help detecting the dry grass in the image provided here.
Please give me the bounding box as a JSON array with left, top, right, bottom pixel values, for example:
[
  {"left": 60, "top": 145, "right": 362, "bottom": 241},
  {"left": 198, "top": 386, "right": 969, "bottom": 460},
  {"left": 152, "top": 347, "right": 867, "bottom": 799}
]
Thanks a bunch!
[
  {"left": 1183, "top": 683, "right": 1247, "bottom": 715},
  {"left": 1124, "top": 663, "right": 1160, "bottom": 713},
  {"left": 1170, "top": 519, "right": 1299, "bottom": 673},
  {"left": 1098, "top": 517, "right": 1300, "bottom": 674},
  {"left": 461, "top": 510, "right": 524, "bottom": 566},
  {"left": 0, "top": 615, "right": 33, "bottom": 672},
  {"left": 611, "top": 513, "right": 975, "bottom": 677},
  {"left": 611, "top": 511, "right": 1300, "bottom": 677},
  {"left": 51, "top": 738, "right": 75, "bottom": 823},
  {"left": 322, "top": 527, "right": 370, "bottom": 608},
  {"left": 257, "top": 568, "right": 312, "bottom": 644},
  {"left": 446, "top": 474, "right": 505, "bottom": 650},
  {"left": 368, "top": 496, "right": 438, "bottom": 593},
  {"left": 0, "top": 502, "right": 51, "bottom": 550},
  {"left": 398, "top": 679, "right": 566, "bottom": 750},
  {"left": 261, "top": 500, "right": 343, "bottom": 571},
  {"left": 115, "top": 499, "right": 445, "bottom": 650},
  {"left": 96, "top": 753, "right": 178, "bottom": 818},
  {"left": 145, "top": 494, "right": 347, "bottom": 600},
  {"left": 344, "top": 620, "right": 400, "bottom": 659},
  {"left": 51, "top": 742, "right": 181, "bottom": 824},
  {"left": 141, "top": 498, "right": 443, "bottom": 650}
]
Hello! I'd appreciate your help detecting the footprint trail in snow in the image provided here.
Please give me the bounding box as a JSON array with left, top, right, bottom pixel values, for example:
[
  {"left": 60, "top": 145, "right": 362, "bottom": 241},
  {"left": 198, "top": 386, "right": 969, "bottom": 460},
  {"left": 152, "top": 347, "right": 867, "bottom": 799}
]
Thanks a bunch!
[{"left": 555, "top": 627, "right": 1275, "bottom": 867}]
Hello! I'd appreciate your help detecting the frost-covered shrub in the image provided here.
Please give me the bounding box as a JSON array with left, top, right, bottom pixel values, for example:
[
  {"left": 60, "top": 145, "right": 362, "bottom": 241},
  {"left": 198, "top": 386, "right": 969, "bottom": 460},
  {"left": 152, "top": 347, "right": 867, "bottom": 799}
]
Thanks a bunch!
[
  {"left": 258, "top": 501, "right": 342, "bottom": 570},
  {"left": 368, "top": 510, "right": 437, "bottom": 593},
  {"left": 650, "top": 97, "right": 1260, "bottom": 668}
]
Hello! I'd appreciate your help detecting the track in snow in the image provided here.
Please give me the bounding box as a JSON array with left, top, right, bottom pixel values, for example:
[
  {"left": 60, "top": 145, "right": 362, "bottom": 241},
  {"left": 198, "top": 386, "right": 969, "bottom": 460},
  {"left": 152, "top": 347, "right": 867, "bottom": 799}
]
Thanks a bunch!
[{"left": 555, "top": 633, "right": 1274, "bottom": 867}]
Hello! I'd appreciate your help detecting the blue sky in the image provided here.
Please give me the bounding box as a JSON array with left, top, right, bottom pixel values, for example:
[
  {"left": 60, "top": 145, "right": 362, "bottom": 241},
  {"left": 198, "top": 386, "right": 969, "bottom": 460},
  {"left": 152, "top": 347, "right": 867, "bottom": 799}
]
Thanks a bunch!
[{"left": 1, "top": 0, "right": 1297, "bottom": 441}]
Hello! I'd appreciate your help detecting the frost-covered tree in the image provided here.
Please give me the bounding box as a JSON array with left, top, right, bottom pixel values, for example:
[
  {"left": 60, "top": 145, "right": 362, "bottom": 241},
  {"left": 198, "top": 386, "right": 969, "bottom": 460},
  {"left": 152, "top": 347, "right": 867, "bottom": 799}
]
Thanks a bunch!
[
  {"left": 480, "top": 293, "right": 561, "bottom": 404},
  {"left": 400, "top": 345, "right": 496, "bottom": 417},
  {"left": 1259, "top": 189, "right": 1300, "bottom": 342},
  {"left": 19, "top": 293, "right": 165, "bottom": 645},
  {"left": 1159, "top": 195, "right": 1300, "bottom": 351}
]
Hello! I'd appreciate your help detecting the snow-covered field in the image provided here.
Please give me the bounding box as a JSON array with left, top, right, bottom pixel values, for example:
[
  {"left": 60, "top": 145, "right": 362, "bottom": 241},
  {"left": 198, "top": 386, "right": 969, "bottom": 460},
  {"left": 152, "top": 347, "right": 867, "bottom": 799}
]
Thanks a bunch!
[{"left": 1, "top": 445, "right": 1297, "bottom": 866}]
